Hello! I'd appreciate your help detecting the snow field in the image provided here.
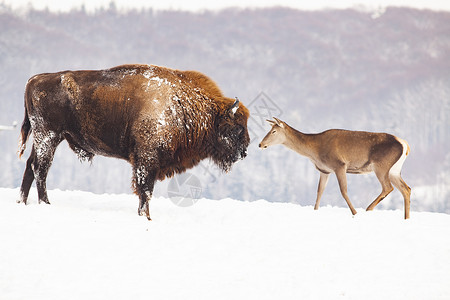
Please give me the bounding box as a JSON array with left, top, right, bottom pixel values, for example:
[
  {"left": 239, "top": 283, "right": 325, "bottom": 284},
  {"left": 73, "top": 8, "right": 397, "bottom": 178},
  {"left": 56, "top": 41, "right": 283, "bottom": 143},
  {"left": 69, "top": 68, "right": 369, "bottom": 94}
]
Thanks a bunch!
[{"left": 0, "top": 188, "right": 449, "bottom": 299}]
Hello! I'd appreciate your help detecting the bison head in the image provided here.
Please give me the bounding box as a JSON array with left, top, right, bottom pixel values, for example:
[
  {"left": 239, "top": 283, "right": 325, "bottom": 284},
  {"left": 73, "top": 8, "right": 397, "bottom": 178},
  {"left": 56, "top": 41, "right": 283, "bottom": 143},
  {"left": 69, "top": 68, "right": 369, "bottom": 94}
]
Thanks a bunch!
[{"left": 211, "top": 98, "right": 250, "bottom": 172}]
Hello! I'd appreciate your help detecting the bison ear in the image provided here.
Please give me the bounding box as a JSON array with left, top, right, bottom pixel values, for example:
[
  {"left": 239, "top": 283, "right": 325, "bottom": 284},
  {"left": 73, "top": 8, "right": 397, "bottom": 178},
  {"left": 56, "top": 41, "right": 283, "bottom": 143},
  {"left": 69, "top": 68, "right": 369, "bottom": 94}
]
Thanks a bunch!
[{"left": 228, "top": 97, "right": 240, "bottom": 118}]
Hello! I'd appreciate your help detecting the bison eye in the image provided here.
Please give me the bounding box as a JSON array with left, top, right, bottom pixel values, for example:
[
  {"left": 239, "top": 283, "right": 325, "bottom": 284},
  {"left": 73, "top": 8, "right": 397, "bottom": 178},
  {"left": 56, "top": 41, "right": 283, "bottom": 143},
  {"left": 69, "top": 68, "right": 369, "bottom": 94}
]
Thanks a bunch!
[{"left": 234, "top": 125, "right": 243, "bottom": 135}]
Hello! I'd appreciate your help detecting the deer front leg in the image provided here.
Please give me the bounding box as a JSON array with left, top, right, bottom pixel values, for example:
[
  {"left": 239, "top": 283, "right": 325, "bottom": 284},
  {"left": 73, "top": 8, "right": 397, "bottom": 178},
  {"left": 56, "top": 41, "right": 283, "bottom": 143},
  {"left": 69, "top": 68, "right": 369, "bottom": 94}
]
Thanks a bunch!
[
  {"left": 335, "top": 167, "right": 357, "bottom": 215},
  {"left": 314, "top": 172, "right": 330, "bottom": 210}
]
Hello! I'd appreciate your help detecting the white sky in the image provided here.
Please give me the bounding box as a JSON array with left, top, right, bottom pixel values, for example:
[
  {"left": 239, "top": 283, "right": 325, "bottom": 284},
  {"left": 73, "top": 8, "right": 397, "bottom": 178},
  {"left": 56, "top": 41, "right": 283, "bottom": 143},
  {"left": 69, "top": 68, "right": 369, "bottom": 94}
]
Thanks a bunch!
[{"left": 2, "top": 0, "right": 450, "bottom": 12}]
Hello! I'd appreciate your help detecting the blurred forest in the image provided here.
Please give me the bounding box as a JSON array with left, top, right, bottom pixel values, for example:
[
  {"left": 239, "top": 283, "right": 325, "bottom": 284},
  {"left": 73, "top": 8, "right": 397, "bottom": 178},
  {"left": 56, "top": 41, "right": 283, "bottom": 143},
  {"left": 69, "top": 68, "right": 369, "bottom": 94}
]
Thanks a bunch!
[{"left": 0, "top": 4, "right": 449, "bottom": 212}]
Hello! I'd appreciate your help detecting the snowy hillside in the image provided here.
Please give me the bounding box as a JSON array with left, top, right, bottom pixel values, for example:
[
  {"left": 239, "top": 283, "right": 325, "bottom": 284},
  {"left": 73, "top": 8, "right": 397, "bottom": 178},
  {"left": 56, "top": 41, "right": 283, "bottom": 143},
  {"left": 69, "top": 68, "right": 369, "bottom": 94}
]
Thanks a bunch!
[{"left": 1, "top": 188, "right": 449, "bottom": 300}]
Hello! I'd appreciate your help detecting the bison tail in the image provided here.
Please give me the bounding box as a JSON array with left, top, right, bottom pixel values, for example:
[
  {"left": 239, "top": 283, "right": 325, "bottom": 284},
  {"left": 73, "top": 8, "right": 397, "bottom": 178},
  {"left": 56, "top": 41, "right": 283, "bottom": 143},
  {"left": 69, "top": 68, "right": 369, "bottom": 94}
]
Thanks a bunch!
[{"left": 18, "top": 106, "right": 31, "bottom": 159}]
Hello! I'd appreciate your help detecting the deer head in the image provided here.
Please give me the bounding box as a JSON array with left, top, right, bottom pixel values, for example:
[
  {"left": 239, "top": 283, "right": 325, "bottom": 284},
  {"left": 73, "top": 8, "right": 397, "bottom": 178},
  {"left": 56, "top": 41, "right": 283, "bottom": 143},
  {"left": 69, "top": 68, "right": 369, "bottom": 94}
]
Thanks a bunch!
[{"left": 259, "top": 117, "right": 287, "bottom": 149}]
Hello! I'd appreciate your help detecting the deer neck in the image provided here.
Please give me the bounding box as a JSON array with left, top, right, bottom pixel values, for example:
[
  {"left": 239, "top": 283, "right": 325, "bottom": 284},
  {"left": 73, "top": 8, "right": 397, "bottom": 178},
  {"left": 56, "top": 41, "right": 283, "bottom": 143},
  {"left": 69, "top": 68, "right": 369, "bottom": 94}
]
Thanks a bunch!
[{"left": 282, "top": 125, "right": 316, "bottom": 158}]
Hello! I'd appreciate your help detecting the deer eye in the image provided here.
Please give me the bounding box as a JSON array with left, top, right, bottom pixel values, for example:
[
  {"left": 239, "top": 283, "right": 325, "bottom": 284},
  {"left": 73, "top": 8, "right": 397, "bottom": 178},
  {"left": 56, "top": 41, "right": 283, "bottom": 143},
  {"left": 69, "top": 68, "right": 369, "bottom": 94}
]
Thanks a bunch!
[{"left": 272, "top": 130, "right": 276, "bottom": 134}]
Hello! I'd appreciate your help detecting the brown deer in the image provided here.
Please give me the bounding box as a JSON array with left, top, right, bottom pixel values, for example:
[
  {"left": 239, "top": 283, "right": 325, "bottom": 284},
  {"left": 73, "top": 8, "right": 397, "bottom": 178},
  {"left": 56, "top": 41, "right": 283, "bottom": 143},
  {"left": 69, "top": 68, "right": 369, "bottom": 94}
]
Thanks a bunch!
[{"left": 259, "top": 118, "right": 411, "bottom": 219}]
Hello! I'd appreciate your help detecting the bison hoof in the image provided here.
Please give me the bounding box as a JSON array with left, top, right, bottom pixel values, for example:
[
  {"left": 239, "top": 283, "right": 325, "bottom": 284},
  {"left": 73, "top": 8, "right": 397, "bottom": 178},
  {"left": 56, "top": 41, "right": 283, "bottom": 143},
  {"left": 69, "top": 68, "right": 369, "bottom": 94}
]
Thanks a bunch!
[
  {"left": 138, "top": 208, "right": 151, "bottom": 221},
  {"left": 139, "top": 213, "right": 152, "bottom": 221},
  {"left": 16, "top": 198, "right": 27, "bottom": 205},
  {"left": 39, "top": 199, "right": 51, "bottom": 205}
]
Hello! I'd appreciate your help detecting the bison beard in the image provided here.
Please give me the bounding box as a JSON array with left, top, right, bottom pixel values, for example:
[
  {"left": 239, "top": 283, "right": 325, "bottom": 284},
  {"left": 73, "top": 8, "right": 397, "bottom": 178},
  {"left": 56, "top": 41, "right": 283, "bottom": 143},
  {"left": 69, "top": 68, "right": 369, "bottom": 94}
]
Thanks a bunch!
[
  {"left": 17, "top": 64, "right": 250, "bottom": 220},
  {"left": 212, "top": 123, "right": 248, "bottom": 172}
]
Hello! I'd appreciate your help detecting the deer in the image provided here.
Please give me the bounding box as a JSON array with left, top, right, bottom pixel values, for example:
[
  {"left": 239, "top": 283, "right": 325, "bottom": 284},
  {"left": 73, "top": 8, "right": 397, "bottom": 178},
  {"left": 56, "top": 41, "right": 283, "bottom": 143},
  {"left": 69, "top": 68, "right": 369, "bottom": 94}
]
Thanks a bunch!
[{"left": 259, "top": 118, "right": 411, "bottom": 219}]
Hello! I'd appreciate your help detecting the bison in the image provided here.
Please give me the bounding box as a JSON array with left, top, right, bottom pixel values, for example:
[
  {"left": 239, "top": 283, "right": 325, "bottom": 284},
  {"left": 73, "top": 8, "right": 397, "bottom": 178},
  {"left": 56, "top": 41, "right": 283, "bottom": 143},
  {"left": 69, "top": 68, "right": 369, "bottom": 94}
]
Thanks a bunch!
[{"left": 18, "top": 64, "right": 250, "bottom": 220}]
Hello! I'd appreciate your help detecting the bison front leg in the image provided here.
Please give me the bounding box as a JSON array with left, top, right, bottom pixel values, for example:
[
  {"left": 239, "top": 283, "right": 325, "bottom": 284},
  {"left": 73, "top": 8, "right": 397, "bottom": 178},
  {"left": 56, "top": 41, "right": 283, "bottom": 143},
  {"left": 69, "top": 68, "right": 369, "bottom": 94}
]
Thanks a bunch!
[
  {"left": 133, "top": 165, "right": 156, "bottom": 220},
  {"left": 137, "top": 190, "right": 153, "bottom": 220}
]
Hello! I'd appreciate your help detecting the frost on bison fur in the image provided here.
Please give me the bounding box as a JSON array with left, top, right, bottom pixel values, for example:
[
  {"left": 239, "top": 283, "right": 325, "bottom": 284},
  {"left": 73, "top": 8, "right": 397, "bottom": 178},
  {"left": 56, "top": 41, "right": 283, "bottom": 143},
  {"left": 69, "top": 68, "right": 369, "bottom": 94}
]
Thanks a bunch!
[{"left": 18, "top": 64, "right": 250, "bottom": 220}]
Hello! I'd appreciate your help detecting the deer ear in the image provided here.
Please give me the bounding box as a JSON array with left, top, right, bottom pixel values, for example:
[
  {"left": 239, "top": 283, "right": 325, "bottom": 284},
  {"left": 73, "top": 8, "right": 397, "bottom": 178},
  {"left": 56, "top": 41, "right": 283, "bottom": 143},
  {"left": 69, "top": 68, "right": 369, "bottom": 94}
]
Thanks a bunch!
[
  {"left": 266, "top": 119, "right": 277, "bottom": 126},
  {"left": 273, "top": 117, "right": 284, "bottom": 128}
]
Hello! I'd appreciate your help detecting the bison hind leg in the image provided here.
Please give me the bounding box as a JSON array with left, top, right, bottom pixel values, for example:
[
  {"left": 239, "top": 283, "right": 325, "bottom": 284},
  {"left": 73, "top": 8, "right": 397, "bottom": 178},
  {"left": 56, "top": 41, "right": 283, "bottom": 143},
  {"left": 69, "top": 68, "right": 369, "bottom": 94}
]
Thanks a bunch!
[
  {"left": 31, "top": 130, "right": 62, "bottom": 204},
  {"left": 18, "top": 146, "right": 36, "bottom": 204}
]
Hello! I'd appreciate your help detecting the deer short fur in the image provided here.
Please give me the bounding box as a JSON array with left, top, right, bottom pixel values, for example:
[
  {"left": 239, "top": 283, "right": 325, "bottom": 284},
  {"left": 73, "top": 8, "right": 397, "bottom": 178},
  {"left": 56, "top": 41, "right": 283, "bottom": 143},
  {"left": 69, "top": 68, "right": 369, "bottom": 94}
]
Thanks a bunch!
[{"left": 259, "top": 118, "right": 411, "bottom": 219}]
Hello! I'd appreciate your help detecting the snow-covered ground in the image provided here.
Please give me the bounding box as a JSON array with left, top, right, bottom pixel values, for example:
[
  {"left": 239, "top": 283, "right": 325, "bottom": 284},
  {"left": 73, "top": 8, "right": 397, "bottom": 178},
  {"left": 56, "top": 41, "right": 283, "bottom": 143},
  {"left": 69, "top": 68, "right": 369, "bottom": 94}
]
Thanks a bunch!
[{"left": 1, "top": 187, "right": 449, "bottom": 300}]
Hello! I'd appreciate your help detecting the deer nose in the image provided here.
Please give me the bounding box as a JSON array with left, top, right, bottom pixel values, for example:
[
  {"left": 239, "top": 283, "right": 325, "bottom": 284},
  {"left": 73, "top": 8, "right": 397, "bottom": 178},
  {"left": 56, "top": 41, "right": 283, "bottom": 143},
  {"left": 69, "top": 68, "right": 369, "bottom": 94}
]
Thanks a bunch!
[{"left": 258, "top": 143, "right": 262, "bottom": 148}]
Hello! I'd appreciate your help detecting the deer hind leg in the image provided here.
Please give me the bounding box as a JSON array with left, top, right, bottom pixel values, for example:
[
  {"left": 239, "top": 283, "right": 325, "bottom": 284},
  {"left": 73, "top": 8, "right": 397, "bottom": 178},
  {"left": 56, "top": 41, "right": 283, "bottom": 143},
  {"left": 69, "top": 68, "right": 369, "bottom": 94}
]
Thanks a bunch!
[
  {"left": 314, "top": 172, "right": 330, "bottom": 210},
  {"left": 390, "top": 174, "right": 411, "bottom": 219},
  {"left": 335, "top": 167, "right": 357, "bottom": 215},
  {"left": 366, "top": 168, "right": 394, "bottom": 211},
  {"left": 388, "top": 138, "right": 411, "bottom": 219}
]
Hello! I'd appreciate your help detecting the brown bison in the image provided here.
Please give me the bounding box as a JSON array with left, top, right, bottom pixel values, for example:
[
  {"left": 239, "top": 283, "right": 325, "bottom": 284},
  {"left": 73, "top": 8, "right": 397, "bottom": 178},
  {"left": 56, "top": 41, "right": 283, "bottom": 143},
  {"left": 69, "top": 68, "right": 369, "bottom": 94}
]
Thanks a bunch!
[{"left": 18, "top": 64, "right": 250, "bottom": 220}]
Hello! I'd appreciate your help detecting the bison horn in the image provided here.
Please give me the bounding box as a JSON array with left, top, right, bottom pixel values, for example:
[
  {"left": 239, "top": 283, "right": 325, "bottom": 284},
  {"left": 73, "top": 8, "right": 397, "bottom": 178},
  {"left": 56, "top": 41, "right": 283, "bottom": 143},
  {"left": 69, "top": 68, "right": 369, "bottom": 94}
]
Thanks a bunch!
[{"left": 229, "top": 97, "right": 239, "bottom": 116}]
